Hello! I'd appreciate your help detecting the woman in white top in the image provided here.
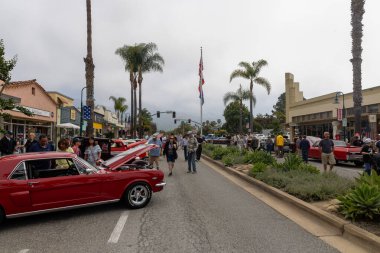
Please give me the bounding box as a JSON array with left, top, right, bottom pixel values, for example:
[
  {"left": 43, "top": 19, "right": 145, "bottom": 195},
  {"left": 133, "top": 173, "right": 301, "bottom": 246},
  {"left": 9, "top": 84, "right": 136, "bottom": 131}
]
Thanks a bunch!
[{"left": 84, "top": 137, "right": 102, "bottom": 166}]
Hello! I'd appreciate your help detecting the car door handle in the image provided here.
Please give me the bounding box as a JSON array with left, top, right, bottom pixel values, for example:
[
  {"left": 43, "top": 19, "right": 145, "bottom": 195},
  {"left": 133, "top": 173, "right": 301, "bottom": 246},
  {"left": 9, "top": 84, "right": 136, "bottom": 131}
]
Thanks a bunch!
[{"left": 28, "top": 181, "right": 40, "bottom": 186}]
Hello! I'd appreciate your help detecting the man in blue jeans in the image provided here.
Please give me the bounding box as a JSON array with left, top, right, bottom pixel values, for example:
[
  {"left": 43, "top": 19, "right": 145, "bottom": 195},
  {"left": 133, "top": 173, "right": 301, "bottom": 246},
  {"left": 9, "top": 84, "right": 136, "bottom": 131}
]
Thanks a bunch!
[{"left": 187, "top": 132, "right": 198, "bottom": 174}]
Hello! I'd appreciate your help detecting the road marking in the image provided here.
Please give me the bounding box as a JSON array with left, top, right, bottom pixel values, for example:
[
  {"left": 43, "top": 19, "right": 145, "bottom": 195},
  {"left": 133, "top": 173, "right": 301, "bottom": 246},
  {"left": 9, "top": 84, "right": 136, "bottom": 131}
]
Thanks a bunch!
[
  {"left": 107, "top": 211, "right": 129, "bottom": 244},
  {"left": 18, "top": 250, "right": 30, "bottom": 253}
]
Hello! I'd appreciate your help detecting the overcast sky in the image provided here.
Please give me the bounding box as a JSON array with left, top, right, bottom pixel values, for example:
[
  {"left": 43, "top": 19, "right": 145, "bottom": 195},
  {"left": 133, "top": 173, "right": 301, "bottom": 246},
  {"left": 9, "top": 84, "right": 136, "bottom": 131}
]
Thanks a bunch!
[{"left": 1, "top": 0, "right": 379, "bottom": 130}]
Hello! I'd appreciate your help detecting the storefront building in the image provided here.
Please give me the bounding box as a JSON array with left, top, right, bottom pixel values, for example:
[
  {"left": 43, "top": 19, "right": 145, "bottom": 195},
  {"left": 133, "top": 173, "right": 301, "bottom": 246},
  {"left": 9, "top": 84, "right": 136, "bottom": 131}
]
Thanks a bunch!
[
  {"left": 94, "top": 106, "right": 105, "bottom": 137},
  {"left": 2, "top": 79, "right": 57, "bottom": 141},
  {"left": 285, "top": 73, "right": 380, "bottom": 141}
]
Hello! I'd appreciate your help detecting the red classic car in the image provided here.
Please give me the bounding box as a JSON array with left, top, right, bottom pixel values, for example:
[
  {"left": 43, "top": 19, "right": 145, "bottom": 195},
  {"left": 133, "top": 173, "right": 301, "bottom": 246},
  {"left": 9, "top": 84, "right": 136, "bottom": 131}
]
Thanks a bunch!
[
  {"left": 308, "top": 139, "right": 363, "bottom": 166},
  {"left": 111, "top": 139, "right": 147, "bottom": 156},
  {"left": 0, "top": 144, "right": 165, "bottom": 224}
]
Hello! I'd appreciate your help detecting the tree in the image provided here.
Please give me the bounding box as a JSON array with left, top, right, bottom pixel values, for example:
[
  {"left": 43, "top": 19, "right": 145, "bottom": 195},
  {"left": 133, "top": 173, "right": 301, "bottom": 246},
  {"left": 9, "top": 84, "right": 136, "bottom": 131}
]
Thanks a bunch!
[
  {"left": 351, "top": 0, "right": 365, "bottom": 134},
  {"left": 223, "top": 84, "right": 253, "bottom": 134},
  {"left": 137, "top": 43, "right": 164, "bottom": 138},
  {"left": 230, "top": 60, "right": 271, "bottom": 133},
  {"left": 0, "top": 39, "right": 32, "bottom": 132},
  {"left": 139, "top": 108, "right": 154, "bottom": 135},
  {"left": 272, "top": 92, "right": 286, "bottom": 123},
  {"left": 84, "top": 0, "right": 95, "bottom": 137},
  {"left": 223, "top": 100, "right": 250, "bottom": 134},
  {"left": 115, "top": 45, "right": 140, "bottom": 138},
  {"left": 0, "top": 39, "right": 17, "bottom": 95},
  {"left": 109, "top": 96, "right": 128, "bottom": 122}
]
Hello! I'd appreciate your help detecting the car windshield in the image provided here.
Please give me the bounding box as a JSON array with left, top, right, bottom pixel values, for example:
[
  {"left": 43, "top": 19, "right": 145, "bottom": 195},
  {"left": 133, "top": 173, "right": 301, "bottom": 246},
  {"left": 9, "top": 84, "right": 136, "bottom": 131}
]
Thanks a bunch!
[
  {"left": 333, "top": 140, "right": 347, "bottom": 147},
  {"left": 102, "top": 144, "right": 149, "bottom": 167},
  {"left": 75, "top": 156, "right": 100, "bottom": 171}
]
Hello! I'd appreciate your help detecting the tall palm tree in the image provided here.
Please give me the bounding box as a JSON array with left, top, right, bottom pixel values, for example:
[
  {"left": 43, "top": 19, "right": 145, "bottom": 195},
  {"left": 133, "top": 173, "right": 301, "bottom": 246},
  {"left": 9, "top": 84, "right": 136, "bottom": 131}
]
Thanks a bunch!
[
  {"left": 115, "top": 45, "right": 140, "bottom": 138},
  {"left": 109, "top": 96, "right": 128, "bottom": 122},
  {"left": 230, "top": 60, "right": 271, "bottom": 133},
  {"left": 84, "top": 0, "right": 95, "bottom": 137},
  {"left": 351, "top": 0, "right": 365, "bottom": 134},
  {"left": 223, "top": 85, "right": 254, "bottom": 134},
  {"left": 137, "top": 43, "right": 164, "bottom": 138}
]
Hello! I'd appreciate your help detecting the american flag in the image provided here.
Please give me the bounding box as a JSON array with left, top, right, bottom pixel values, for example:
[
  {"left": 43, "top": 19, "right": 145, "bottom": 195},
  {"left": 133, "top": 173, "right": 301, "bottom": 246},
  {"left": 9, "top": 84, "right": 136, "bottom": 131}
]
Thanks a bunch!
[
  {"left": 198, "top": 49, "right": 205, "bottom": 105},
  {"left": 83, "top": 106, "right": 91, "bottom": 120}
]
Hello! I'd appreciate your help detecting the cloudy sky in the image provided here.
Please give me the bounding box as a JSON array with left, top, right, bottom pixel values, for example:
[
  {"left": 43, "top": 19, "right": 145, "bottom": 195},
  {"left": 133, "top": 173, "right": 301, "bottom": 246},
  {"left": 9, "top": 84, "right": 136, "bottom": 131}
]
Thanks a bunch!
[{"left": 1, "top": 0, "right": 379, "bottom": 130}]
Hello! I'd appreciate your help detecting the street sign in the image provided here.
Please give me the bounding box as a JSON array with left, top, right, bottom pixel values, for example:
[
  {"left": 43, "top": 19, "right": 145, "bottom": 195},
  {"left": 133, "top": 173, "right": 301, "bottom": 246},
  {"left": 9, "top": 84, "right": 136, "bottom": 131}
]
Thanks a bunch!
[
  {"left": 83, "top": 106, "right": 91, "bottom": 120},
  {"left": 337, "top": 108, "right": 343, "bottom": 121},
  {"left": 342, "top": 118, "right": 347, "bottom": 127},
  {"left": 369, "top": 114, "right": 377, "bottom": 123}
]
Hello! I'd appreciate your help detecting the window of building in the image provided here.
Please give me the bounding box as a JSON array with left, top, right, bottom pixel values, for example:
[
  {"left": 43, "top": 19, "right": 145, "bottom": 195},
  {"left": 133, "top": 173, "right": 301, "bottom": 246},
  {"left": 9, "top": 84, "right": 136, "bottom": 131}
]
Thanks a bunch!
[
  {"left": 368, "top": 104, "right": 379, "bottom": 113},
  {"left": 32, "top": 87, "right": 35, "bottom": 95}
]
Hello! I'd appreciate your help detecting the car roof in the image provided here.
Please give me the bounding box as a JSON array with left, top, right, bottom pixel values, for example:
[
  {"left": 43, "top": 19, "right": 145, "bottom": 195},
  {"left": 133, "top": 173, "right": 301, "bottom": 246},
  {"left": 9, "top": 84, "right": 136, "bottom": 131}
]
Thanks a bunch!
[{"left": 0, "top": 152, "right": 76, "bottom": 162}]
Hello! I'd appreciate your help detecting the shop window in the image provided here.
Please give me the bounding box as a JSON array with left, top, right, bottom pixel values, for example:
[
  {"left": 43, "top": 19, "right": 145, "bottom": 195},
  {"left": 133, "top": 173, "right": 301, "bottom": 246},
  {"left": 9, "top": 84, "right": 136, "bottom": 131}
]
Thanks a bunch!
[
  {"left": 32, "top": 87, "right": 35, "bottom": 95},
  {"left": 368, "top": 104, "right": 379, "bottom": 113}
]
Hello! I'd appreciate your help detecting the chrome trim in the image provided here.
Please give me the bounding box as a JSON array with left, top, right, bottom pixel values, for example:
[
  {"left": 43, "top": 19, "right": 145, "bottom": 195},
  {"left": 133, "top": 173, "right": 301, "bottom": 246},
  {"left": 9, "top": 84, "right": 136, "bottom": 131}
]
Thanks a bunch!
[
  {"left": 6, "top": 199, "right": 120, "bottom": 219},
  {"left": 155, "top": 182, "right": 166, "bottom": 187},
  {"left": 7, "top": 161, "right": 28, "bottom": 180}
]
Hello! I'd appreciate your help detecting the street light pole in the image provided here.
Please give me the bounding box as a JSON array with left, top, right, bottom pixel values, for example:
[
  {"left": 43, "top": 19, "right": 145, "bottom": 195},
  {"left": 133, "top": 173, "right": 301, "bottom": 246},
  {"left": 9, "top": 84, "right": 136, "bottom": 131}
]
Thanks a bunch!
[
  {"left": 334, "top": 91, "right": 346, "bottom": 141},
  {"left": 79, "top": 86, "right": 87, "bottom": 137}
]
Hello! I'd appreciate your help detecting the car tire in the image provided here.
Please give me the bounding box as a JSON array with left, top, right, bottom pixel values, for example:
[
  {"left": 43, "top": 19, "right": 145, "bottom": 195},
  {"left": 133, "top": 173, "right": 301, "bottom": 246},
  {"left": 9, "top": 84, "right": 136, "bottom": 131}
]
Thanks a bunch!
[
  {"left": 0, "top": 207, "right": 5, "bottom": 225},
  {"left": 124, "top": 183, "right": 152, "bottom": 209}
]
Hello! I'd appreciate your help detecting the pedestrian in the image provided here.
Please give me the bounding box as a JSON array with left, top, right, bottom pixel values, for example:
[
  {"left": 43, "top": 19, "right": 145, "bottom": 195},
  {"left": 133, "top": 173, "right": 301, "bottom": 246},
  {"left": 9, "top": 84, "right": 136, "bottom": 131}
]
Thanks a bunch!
[
  {"left": 187, "top": 132, "right": 198, "bottom": 174},
  {"left": 57, "top": 139, "right": 74, "bottom": 153},
  {"left": 299, "top": 135, "right": 310, "bottom": 163},
  {"left": 373, "top": 151, "right": 380, "bottom": 175},
  {"left": 163, "top": 135, "right": 178, "bottom": 176},
  {"left": 251, "top": 135, "right": 259, "bottom": 151},
  {"left": 295, "top": 136, "right": 301, "bottom": 155},
  {"left": 319, "top": 132, "right": 335, "bottom": 172},
  {"left": 24, "top": 132, "right": 38, "bottom": 153},
  {"left": 196, "top": 134, "right": 204, "bottom": 161},
  {"left": 29, "top": 134, "right": 54, "bottom": 152},
  {"left": 375, "top": 134, "right": 380, "bottom": 153},
  {"left": 148, "top": 133, "right": 162, "bottom": 170},
  {"left": 181, "top": 134, "right": 189, "bottom": 161},
  {"left": 266, "top": 137, "right": 274, "bottom": 154},
  {"left": 0, "top": 131, "right": 16, "bottom": 155},
  {"left": 71, "top": 138, "right": 82, "bottom": 156},
  {"left": 351, "top": 135, "right": 363, "bottom": 147},
  {"left": 84, "top": 137, "right": 102, "bottom": 166},
  {"left": 275, "top": 133, "right": 284, "bottom": 157},
  {"left": 361, "top": 138, "right": 373, "bottom": 175}
]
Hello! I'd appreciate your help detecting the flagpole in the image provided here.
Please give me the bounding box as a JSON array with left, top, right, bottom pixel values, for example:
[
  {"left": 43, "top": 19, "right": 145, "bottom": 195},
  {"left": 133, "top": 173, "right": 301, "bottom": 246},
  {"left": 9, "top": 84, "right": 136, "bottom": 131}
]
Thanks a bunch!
[{"left": 200, "top": 47, "right": 203, "bottom": 136}]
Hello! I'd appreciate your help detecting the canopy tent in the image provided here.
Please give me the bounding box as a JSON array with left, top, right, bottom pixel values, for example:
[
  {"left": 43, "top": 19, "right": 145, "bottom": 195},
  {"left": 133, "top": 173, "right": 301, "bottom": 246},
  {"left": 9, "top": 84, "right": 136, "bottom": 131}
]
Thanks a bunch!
[{"left": 57, "top": 123, "right": 80, "bottom": 129}]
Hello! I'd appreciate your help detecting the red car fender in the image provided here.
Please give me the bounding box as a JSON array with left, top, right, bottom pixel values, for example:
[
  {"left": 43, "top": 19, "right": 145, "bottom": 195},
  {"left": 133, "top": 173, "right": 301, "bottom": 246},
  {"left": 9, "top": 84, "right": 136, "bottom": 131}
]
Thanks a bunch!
[{"left": 120, "top": 178, "right": 153, "bottom": 199}]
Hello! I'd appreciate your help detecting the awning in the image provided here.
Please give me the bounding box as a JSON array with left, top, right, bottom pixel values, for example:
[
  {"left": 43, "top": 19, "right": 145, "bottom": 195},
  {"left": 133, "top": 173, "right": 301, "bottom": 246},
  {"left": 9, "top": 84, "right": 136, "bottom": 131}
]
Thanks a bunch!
[{"left": 57, "top": 123, "right": 80, "bottom": 129}]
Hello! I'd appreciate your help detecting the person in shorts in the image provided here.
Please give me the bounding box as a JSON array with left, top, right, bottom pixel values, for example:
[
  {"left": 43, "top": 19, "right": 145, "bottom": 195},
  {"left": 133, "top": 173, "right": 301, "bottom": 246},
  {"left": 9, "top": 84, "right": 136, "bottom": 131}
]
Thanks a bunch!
[
  {"left": 148, "top": 134, "right": 162, "bottom": 170},
  {"left": 163, "top": 135, "right": 178, "bottom": 176},
  {"left": 319, "top": 132, "right": 335, "bottom": 172}
]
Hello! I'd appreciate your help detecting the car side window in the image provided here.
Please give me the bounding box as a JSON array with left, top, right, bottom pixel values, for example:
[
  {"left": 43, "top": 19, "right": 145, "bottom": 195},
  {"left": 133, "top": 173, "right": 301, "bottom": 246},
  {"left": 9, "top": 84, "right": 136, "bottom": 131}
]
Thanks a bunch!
[
  {"left": 10, "top": 162, "right": 27, "bottom": 180},
  {"left": 26, "top": 158, "right": 80, "bottom": 179}
]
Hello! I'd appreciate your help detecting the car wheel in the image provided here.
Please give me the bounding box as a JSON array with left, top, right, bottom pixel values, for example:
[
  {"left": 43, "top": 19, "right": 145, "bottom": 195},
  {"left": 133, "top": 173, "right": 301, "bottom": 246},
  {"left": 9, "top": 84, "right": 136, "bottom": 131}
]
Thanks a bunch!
[
  {"left": 124, "top": 183, "right": 152, "bottom": 209},
  {"left": 0, "top": 207, "right": 5, "bottom": 224},
  {"left": 354, "top": 161, "right": 363, "bottom": 167}
]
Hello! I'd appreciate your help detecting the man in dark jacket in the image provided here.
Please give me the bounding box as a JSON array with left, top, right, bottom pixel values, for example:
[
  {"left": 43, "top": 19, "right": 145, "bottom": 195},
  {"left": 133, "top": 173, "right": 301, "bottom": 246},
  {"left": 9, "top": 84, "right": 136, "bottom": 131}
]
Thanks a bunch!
[
  {"left": 24, "top": 132, "right": 38, "bottom": 152},
  {"left": 196, "top": 135, "right": 204, "bottom": 161},
  {"left": 299, "top": 135, "right": 310, "bottom": 163},
  {"left": 0, "top": 131, "right": 16, "bottom": 155}
]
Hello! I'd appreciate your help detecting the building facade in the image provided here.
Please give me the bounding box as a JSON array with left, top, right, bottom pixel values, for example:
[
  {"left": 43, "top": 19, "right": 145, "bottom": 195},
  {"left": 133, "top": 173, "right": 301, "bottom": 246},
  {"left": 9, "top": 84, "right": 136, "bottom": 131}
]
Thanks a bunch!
[{"left": 285, "top": 73, "right": 380, "bottom": 141}]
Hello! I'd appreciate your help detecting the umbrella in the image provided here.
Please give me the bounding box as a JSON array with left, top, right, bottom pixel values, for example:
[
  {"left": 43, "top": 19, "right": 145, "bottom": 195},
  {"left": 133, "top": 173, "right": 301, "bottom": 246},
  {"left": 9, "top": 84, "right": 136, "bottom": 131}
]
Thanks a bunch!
[{"left": 57, "top": 123, "right": 80, "bottom": 129}]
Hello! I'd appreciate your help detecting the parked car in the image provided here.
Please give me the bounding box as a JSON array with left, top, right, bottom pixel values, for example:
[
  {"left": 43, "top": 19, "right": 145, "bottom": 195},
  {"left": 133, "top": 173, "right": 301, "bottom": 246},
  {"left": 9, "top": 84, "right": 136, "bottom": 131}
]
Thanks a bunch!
[
  {"left": 0, "top": 144, "right": 166, "bottom": 224},
  {"left": 111, "top": 139, "right": 148, "bottom": 157},
  {"left": 308, "top": 139, "right": 363, "bottom": 166}
]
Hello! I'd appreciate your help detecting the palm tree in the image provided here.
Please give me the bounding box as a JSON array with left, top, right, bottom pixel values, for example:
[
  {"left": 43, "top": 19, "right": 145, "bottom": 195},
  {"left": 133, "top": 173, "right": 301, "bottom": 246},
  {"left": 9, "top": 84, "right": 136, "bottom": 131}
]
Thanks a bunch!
[
  {"left": 115, "top": 45, "right": 140, "bottom": 138},
  {"left": 223, "top": 84, "right": 254, "bottom": 134},
  {"left": 230, "top": 60, "right": 271, "bottom": 133},
  {"left": 350, "top": 0, "right": 365, "bottom": 134},
  {"left": 109, "top": 96, "right": 128, "bottom": 122},
  {"left": 137, "top": 43, "right": 164, "bottom": 138},
  {"left": 84, "top": 0, "right": 95, "bottom": 137}
]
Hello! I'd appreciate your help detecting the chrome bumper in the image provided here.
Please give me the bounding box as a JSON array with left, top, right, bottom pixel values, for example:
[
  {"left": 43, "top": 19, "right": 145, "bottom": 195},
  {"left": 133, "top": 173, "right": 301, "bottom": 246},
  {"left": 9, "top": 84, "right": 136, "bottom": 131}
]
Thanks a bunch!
[{"left": 155, "top": 182, "right": 166, "bottom": 187}]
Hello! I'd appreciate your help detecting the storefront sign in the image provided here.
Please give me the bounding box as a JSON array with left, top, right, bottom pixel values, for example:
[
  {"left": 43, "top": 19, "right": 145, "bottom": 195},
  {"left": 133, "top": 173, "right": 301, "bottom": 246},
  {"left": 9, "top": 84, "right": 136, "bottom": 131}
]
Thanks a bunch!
[
  {"left": 14, "top": 106, "right": 52, "bottom": 117},
  {"left": 369, "top": 114, "right": 377, "bottom": 123},
  {"left": 70, "top": 109, "right": 76, "bottom": 120}
]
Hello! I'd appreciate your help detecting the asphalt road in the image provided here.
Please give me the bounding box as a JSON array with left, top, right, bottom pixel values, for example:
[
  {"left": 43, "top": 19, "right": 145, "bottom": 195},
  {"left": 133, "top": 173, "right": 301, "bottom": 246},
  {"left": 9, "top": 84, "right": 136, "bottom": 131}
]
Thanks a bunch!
[{"left": 0, "top": 154, "right": 339, "bottom": 253}]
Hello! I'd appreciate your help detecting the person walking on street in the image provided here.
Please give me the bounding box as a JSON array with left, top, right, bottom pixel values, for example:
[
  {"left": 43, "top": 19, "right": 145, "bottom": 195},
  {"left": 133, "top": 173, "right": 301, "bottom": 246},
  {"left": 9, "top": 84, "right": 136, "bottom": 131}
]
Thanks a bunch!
[
  {"left": 148, "top": 133, "right": 162, "bottom": 170},
  {"left": 187, "top": 132, "right": 198, "bottom": 174},
  {"left": 266, "top": 137, "right": 274, "bottom": 154},
  {"left": 361, "top": 138, "right": 373, "bottom": 175},
  {"left": 84, "top": 137, "right": 102, "bottom": 167},
  {"left": 196, "top": 134, "right": 204, "bottom": 161},
  {"left": 319, "top": 132, "right": 335, "bottom": 172},
  {"left": 299, "top": 135, "right": 310, "bottom": 163},
  {"left": 0, "top": 131, "right": 16, "bottom": 155},
  {"left": 163, "top": 135, "right": 178, "bottom": 176},
  {"left": 181, "top": 135, "right": 189, "bottom": 161},
  {"left": 24, "top": 132, "right": 37, "bottom": 153},
  {"left": 275, "top": 133, "right": 284, "bottom": 157}
]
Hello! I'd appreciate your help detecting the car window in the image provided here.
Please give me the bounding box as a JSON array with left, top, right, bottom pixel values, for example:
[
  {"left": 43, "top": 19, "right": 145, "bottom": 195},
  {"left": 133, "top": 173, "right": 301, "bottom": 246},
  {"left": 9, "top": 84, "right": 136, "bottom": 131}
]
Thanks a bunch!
[
  {"left": 10, "top": 162, "right": 27, "bottom": 180},
  {"left": 74, "top": 157, "right": 98, "bottom": 174},
  {"left": 26, "top": 158, "right": 80, "bottom": 179}
]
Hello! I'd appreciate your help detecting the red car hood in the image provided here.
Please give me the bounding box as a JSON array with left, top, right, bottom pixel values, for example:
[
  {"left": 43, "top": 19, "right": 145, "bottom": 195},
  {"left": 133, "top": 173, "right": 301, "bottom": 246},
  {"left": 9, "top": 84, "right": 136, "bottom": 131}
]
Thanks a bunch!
[{"left": 102, "top": 144, "right": 154, "bottom": 170}]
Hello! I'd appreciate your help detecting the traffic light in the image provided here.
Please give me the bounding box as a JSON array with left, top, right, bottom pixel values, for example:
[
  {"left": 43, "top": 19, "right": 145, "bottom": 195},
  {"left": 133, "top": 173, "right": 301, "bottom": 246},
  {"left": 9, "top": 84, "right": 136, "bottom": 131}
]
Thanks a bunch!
[
  {"left": 188, "top": 119, "right": 191, "bottom": 124},
  {"left": 174, "top": 119, "right": 177, "bottom": 124},
  {"left": 172, "top": 111, "right": 176, "bottom": 118},
  {"left": 157, "top": 111, "right": 160, "bottom": 118}
]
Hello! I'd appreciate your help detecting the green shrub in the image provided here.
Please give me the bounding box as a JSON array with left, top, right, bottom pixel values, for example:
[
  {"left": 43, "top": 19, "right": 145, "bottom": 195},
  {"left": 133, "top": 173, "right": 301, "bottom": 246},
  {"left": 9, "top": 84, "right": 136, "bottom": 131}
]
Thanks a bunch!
[
  {"left": 355, "top": 171, "right": 380, "bottom": 187},
  {"left": 211, "top": 146, "right": 230, "bottom": 160},
  {"left": 298, "top": 163, "right": 320, "bottom": 174},
  {"left": 255, "top": 168, "right": 292, "bottom": 188},
  {"left": 338, "top": 184, "right": 380, "bottom": 220},
  {"left": 244, "top": 150, "right": 275, "bottom": 165},
  {"left": 248, "top": 162, "right": 268, "bottom": 177},
  {"left": 282, "top": 154, "right": 303, "bottom": 171},
  {"left": 222, "top": 154, "right": 234, "bottom": 166}
]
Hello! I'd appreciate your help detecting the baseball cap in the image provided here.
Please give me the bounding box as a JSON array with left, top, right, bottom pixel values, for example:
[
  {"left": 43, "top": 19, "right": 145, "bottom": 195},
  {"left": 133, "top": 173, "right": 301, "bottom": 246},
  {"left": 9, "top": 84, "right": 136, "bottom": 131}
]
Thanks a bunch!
[{"left": 364, "top": 138, "right": 371, "bottom": 144}]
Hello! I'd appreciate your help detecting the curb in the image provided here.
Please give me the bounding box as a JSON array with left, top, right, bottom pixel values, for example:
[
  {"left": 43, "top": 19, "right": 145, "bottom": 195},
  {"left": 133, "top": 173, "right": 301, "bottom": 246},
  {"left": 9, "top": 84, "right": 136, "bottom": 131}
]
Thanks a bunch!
[{"left": 202, "top": 154, "right": 380, "bottom": 252}]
